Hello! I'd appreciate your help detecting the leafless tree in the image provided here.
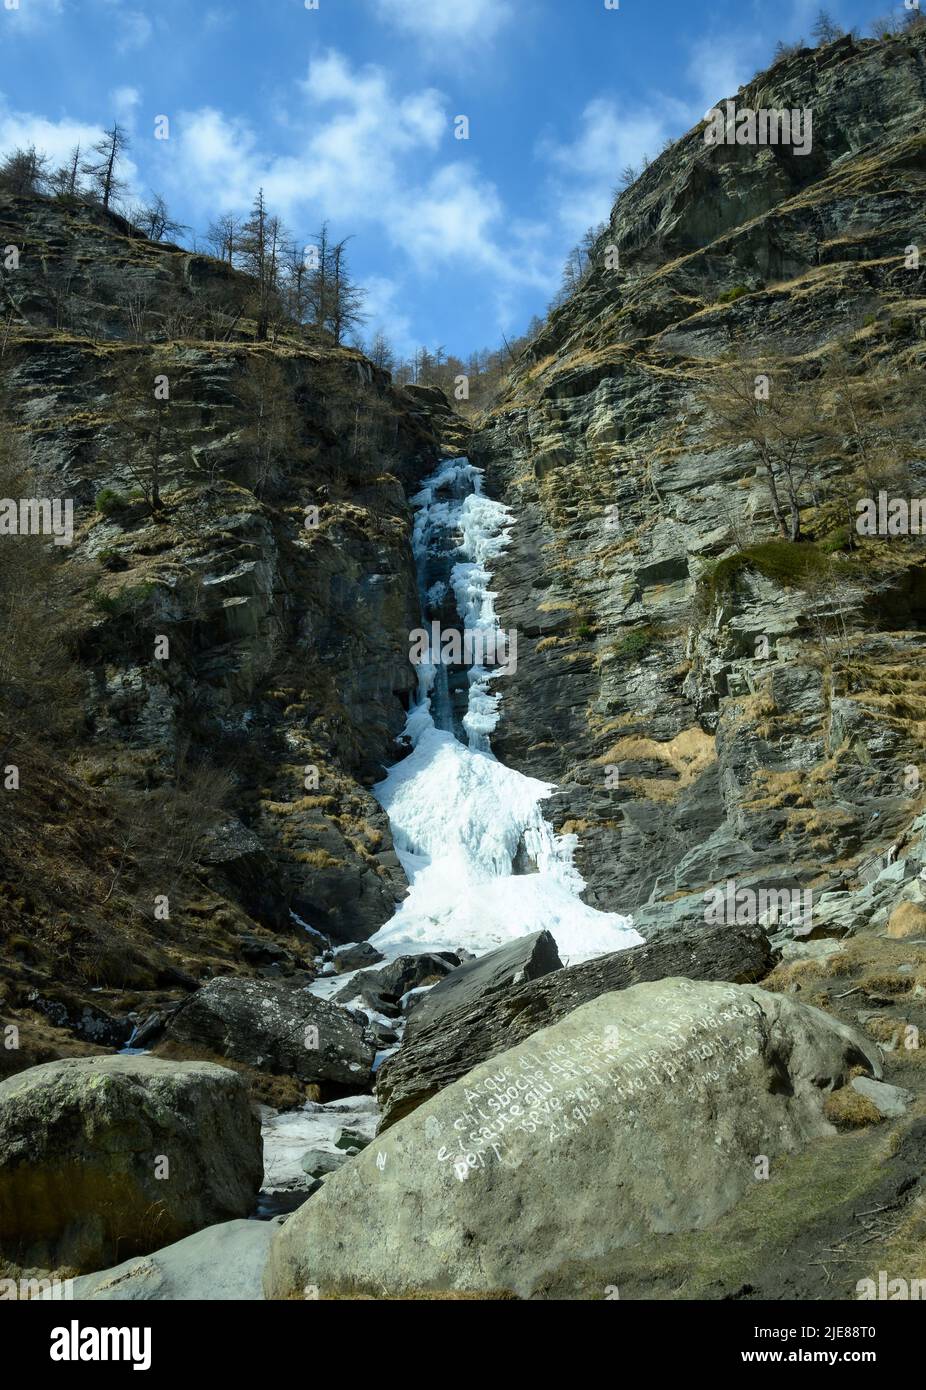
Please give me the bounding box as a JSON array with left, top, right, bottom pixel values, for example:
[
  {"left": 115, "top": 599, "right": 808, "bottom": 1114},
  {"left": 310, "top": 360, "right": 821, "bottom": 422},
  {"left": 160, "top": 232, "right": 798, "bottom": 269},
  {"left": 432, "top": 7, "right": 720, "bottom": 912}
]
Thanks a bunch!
[
  {"left": 0, "top": 145, "right": 50, "bottom": 195},
  {"left": 130, "top": 193, "right": 188, "bottom": 244},
  {"left": 82, "top": 123, "right": 132, "bottom": 211},
  {"left": 206, "top": 213, "right": 244, "bottom": 266},
  {"left": 48, "top": 144, "right": 83, "bottom": 199},
  {"left": 699, "top": 361, "right": 826, "bottom": 541}
]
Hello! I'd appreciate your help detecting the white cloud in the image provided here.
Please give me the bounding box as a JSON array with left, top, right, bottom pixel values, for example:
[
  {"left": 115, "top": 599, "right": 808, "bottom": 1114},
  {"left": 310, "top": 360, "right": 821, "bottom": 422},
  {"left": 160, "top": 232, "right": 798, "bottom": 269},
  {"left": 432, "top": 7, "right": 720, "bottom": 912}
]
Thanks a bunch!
[
  {"left": 111, "top": 85, "right": 141, "bottom": 128},
  {"left": 390, "top": 162, "right": 545, "bottom": 290},
  {"left": 0, "top": 91, "right": 145, "bottom": 209},
  {"left": 163, "top": 54, "right": 446, "bottom": 225},
  {"left": 361, "top": 274, "right": 416, "bottom": 357},
  {"left": 163, "top": 107, "right": 259, "bottom": 213},
  {"left": 686, "top": 34, "right": 765, "bottom": 114},
  {"left": 374, "top": 0, "right": 513, "bottom": 45},
  {"left": 113, "top": 7, "right": 153, "bottom": 53},
  {"left": 158, "top": 50, "right": 547, "bottom": 298},
  {"left": 538, "top": 22, "right": 772, "bottom": 251},
  {"left": 293, "top": 51, "right": 446, "bottom": 216},
  {"left": 540, "top": 96, "right": 686, "bottom": 243},
  {"left": 0, "top": 92, "right": 116, "bottom": 171},
  {"left": 140, "top": 47, "right": 555, "bottom": 339}
]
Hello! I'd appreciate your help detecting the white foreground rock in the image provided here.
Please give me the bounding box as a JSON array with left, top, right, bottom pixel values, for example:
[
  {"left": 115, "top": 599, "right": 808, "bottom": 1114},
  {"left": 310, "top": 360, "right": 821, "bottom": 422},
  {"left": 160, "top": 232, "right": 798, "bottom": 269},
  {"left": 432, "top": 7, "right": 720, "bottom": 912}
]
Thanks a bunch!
[{"left": 59, "top": 1220, "right": 280, "bottom": 1301}]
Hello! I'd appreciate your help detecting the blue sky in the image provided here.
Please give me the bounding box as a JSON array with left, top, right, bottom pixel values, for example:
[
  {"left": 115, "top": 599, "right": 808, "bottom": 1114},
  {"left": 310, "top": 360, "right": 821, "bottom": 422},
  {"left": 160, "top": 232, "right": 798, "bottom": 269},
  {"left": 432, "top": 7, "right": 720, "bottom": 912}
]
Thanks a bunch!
[{"left": 0, "top": 0, "right": 894, "bottom": 359}]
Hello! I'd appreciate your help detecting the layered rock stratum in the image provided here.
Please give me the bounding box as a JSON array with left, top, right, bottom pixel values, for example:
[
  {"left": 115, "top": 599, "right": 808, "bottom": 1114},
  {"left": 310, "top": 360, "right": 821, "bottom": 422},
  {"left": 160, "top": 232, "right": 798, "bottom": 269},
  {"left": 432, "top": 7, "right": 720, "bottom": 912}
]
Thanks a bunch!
[{"left": 471, "top": 28, "right": 926, "bottom": 928}]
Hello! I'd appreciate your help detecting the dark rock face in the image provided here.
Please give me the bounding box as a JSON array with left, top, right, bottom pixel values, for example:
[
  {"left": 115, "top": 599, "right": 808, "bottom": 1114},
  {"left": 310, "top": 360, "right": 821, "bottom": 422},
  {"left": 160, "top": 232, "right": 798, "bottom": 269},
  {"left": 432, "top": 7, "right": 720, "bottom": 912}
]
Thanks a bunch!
[
  {"left": 23, "top": 992, "right": 131, "bottom": 1049},
  {"left": 404, "top": 930, "right": 563, "bottom": 1038},
  {"left": 161, "top": 978, "right": 374, "bottom": 1094},
  {"left": 0, "top": 1056, "right": 263, "bottom": 1274},
  {"left": 0, "top": 189, "right": 453, "bottom": 1070},
  {"left": 376, "top": 922, "right": 774, "bottom": 1129},
  {"left": 470, "top": 29, "right": 926, "bottom": 925}
]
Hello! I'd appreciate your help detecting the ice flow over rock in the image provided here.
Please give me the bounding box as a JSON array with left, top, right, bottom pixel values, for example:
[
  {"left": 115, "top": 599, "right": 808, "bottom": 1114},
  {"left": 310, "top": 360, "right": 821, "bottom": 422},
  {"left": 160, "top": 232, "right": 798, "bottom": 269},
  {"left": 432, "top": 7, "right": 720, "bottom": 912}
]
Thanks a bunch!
[{"left": 369, "top": 458, "right": 642, "bottom": 964}]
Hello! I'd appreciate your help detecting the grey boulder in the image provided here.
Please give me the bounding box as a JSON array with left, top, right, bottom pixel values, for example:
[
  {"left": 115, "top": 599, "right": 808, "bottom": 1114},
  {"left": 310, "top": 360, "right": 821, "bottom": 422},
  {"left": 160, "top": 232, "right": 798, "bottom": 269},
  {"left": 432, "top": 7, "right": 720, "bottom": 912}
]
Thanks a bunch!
[
  {"left": 376, "top": 921, "right": 774, "bottom": 1129},
  {"left": 404, "top": 930, "right": 563, "bottom": 1038},
  {"left": 265, "top": 979, "right": 880, "bottom": 1300},
  {"left": 59, "top": 1219, "right": 279, "bottom": 1301},
  {"left": 0, "top": 1055, "right": 263, "bottom": 1274},
  {"left": 162, "top": 977, "right": 374, "bottom": 1092},
  {"left": 850, "top": 1076, "right": 914, "bottom": 1119}
]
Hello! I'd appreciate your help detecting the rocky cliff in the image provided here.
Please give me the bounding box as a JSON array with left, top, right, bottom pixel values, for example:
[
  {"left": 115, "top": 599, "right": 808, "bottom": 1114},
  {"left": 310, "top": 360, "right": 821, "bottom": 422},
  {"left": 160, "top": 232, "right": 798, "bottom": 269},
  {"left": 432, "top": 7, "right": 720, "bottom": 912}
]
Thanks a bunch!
[
  {"left": 471, "top": 28, "right": 926, "bottom": 935},
  {"left": 0, "top": 191, "right": 449, "bottom": 1074},
  {"left": 3, "top": 26, "right": 926, "bottom": 1304},
  {"left": 3, "top": 29, "right": 926, "bottom": 1079}
]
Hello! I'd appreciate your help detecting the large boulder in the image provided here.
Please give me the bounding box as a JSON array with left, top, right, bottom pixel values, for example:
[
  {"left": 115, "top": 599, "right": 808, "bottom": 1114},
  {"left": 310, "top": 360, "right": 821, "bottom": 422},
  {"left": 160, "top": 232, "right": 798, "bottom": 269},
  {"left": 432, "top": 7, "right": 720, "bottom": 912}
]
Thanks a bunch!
[
  {"left": 404, "top": 931, "right": 562, "bottom": 1038},
  {"left": 264, "top": 979, "right": 880, "bottom": 1300},
  {"left": 0, "top": 1056, "right": 263, "bottom": 1274},
  {"left": 376, "top": 922, "right": 774, "bottom": 1128},
  {"left": 59, "top": 1219, "right": 279, "bottom": 1301},
  {"left": 334, "top": 953, "right": 458, "bottom": 1009},
  {"left": 161, "top": 977, "right": 374, "bottom": 1095}
]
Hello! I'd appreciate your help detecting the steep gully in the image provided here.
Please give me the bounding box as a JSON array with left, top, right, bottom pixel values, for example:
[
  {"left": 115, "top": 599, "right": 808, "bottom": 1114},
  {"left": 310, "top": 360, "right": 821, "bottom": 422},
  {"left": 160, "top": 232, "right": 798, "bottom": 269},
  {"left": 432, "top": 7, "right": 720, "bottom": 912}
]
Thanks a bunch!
[
  {"left": 318, "top": 457, "right": 641, "bottom": 983},
  {"left": 262, "top": 456, "right": 643, "bottom": 1198}
]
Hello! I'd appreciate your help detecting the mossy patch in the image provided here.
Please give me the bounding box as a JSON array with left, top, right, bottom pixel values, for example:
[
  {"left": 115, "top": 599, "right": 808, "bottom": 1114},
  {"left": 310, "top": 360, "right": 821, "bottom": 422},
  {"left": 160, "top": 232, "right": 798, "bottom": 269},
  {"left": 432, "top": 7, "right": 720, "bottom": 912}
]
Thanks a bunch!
[
  {"left": 700, "top": 540, "right": 833, "bottom": 604},
  {"left": 716, "top": 284, "right": 751, "bottom": 304},
  {"left": 605, "top": 625, "right": 660, "bottom": 662},
  {"left": 532, "top": 1124, "right": 910, "bottom": 1300}
]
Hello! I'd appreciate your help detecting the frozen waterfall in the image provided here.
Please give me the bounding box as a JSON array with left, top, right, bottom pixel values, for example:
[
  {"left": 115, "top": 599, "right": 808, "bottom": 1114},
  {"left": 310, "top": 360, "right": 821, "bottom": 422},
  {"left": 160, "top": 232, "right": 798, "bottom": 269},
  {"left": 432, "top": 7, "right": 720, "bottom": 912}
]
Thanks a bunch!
[{"left": 367, "top": 457, "right": 642, "bottom": 965}]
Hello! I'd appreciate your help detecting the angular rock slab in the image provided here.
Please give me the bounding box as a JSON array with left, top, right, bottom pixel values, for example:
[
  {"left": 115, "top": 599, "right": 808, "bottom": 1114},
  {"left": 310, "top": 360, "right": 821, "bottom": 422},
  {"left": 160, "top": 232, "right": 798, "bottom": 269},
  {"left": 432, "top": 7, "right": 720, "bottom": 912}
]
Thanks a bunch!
[
  {"left": 265, "top": 980, "right": 880, "bottom": 1300},
  {"left": 850, "top": 1076, "right": 914, "bottom": 1119},
  {"left": 60, "top": 1219, "right": 280, "bottom": 1301},
  {"left": 163, "top": 977, "right": 374, "bottom": 1090},
  {"left": 0, "top": 1056, "right": 263, "bottom": 1274},
  {"left": 376, "top": 922, "right": 773, "bottom": 1129},
  {"left": 404, "top": 930, "right": 562, "bottom": 1038}
]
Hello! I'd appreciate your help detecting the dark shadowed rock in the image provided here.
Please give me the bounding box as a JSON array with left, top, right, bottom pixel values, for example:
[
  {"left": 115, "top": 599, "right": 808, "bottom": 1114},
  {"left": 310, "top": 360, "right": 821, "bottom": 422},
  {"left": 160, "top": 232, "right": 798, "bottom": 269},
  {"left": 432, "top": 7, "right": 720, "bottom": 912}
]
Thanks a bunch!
[
  {"left": 161, "top": 977, "right": 374, "bottom": 1093},
  {"left": 404, "top": 930, "right": 563, "bottom": 1038},
  {"left": 334, "top": 953, "right": 458, "bottom": 1008},
  {"left": 332, "top": 942, "right": 385, "bottom": 974},
  {"left": 376, "top": 922, "right": 774, "bottom": 1129}
]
